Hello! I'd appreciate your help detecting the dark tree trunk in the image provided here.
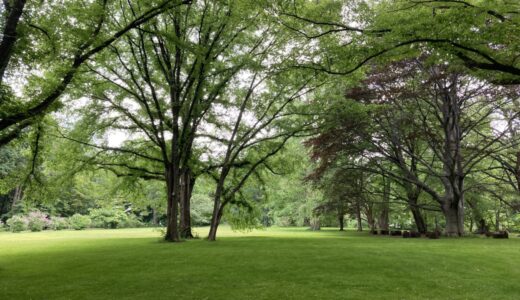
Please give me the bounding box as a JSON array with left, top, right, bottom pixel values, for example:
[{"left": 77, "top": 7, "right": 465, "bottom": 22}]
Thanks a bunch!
[
  {"left": 355, "top": 201, "right": 363, "bottom": 231},
  {"left": 164, "top": 167, "right": 180, "bottom": 242},
  {"left": 410, "top": 205, "right": 427, "bottom": 234},
  {"left": 0, "top": 0, "right": 27, "bottom": 81},
  {"left": 378, "top": 176, "right": 390, "bottom": 231},
  {"left": 495, "top": 209, "right": 500, "bottom": 231},
  {"left": 338, "top": 214, "right": 345, "bottom": 231},
  {"left": 179, "top": 170, "right": 195, "bottom": 239}
]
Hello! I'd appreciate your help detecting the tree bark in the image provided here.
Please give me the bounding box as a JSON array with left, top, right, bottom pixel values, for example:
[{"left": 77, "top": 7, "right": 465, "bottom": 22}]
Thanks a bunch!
[
  {"left": 442, "top": 201, "right": 464, "bottom": 236},
  {"left": 338, "top": 214, "right": 345, "bottom": 231},
  {"left": 164, "top": 167, "right": 181, "bottom": 242},
  {"left": 208, "top": 205, "right": 223, "bottom": 241},
  {"left": 378, "top": 176, "right": 390, "bottom": 231},
  {"left": 208, "top": 174, "right": 226, "bottom": 241},
  {"left": 410, "top": 205, "right": 427, "bottom": 234},
  {"left": 179, "top": 170, "right": 195, "bottom": 239},
  {"left": 355, "top": 200, "right": 363, "bottom": 231},
  {"left": 0, "top": 0, "right": 26, "bottom": 81},
  {"left": 405, "top": 188, "right": 427, "bottom": 233}
]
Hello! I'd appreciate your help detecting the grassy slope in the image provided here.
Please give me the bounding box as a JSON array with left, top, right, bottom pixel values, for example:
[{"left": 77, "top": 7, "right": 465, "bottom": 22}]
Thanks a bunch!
[{"left": 0, "top": 227, "right": 519, "bottom": 300}]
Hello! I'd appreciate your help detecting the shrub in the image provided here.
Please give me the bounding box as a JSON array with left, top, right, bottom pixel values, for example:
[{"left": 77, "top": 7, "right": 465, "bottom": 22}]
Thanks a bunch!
[
  {"left": 51, "top": 217, "right": 70, "bottom": 230},
  {"left": 27, "top": 211, "right": 52, "bottom": 232},
  {"left": 90, "top": 208, "right": 143, "bottom": 229},
  {"left": 90, "top": 208, "right": 124, "bottom": 228},
  {"left": 69, "top": 214, "right": 91, "bottom": 230},
  {"left": 6, "top": 215, "right": 28, "bottom": 232},
  {"left": 120, "top": 214, "right": 143, "bottom": 228}
]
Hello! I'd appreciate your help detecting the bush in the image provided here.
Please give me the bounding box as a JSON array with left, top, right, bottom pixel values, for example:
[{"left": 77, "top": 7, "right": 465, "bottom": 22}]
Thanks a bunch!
[
  {"left": 89, "top": 208, "right": 143, "bottom": 229},
  {"left": 68, "top": 214, "right": 91, "bottom": 230},
  {"left": 89, "top": 208, "right": 125, "bottom": 228},
  {"left": 120, "top": 214, "right": 143, "bottom": 228},
  {"left": 27, "top": 211, "right": 52, "bottom": 232},
  {"left": 51, "top": 217, "right": 70, "bottom": 230},
  {"left": 6, "top": 215, "right": 28, "bottom": 232}
]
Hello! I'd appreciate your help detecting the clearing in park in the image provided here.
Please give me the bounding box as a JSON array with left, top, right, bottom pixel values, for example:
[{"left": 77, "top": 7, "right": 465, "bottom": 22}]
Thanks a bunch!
[{"left": 1, "top": 227, "right": 519, "bottom": 300}]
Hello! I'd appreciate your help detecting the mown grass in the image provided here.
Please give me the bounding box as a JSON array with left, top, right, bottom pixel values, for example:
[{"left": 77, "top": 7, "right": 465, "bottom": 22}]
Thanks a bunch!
[{"left": 1, "top": 227, "right": 519, "bottom": 299}]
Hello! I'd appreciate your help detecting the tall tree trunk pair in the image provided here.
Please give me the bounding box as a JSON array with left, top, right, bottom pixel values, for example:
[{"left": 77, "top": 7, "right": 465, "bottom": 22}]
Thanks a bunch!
[
  {"left": 179, "top": 170, "right": 195, "bottom": 239},
  {"left": 165, "top": 166, "right": 181, "bottom": 242}
]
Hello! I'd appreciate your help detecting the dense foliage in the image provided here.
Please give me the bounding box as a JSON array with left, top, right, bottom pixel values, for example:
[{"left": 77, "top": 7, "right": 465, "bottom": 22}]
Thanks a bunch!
[{"left": 0, "top": 0, "right": 519, "bottom": 240}]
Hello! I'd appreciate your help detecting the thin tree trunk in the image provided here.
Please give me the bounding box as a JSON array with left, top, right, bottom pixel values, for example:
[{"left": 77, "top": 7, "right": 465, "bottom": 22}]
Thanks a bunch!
[
  {"left": 208, "top": 205, "right": 223, "bottom": 241},
  {"left": 9, "top": 185, "right": 22, "bottom": 214},
  {"left": 338, "top": 214, "right": 345, "bottom": 231},
  {"left": 378, "top": 177, "right": 390, "bottom": 231},
  {"left": 410, "top": 205, "right": 427, "bottom": 233},
  {"left": 355, "top": 200, "right": 363, "bottom": 231},
  {"left": 208, "top": 177, "right": 226, "bottom": 241},
  {"left": 152, "top": 208, "right": 158, "bottom": 226},
  {"left": 495, "top": 209, "right": 500, "bottom": 231}
]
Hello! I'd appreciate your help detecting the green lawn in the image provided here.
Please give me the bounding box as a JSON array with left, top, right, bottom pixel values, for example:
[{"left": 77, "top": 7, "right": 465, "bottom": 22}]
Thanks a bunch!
[{"left": 0, "top": 227, "right": 519, "bottom": 300}]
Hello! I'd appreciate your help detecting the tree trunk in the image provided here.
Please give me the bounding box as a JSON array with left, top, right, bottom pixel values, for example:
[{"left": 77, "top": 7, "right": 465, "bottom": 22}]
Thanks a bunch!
[
  {"left": 310, "top": 216, "right": 321, "bottom": 230},
  {"left": 378, "top": 176, "right": 390, "bottom": 231},
  {"left": 151, "top": 208, "right": 158, "bottom": 226},
  {"left": 442, "top": 202, "right": 464, "bottom": 236},
  {"left": 208, "top": 177, "right": 226, "bottom": 241},
  {"left": 476, "top": 218, "right": 488, "bottom": 234},
  {"left": 495, "top": 210, "right": 500, "bottom": 231},
  {"left": 0, "top": 0, "right": 27, "bottom": 81},
  {"left": 164, "top": 167, "right": 181, "bottom": 242},
  {"left": 355, "top": 201, "right": 363, "bottom": 231},
  {"left": 439, "top": 82, "right": 465, "bottom": 237},
  {"left": 338, "top": 214, "right": 345, "bottom": 231},
  {"left": 208, "top": 206, "right": 223, "bottom": 241},
  {"left": 410, "top": 205, "right": 427, "bottom": 234},
  {"left": 179, "top": 170, "right": 195, "bottom": 239}
]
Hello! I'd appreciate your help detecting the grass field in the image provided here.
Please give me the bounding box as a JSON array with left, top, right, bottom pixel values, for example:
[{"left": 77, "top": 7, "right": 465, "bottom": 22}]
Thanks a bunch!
[{"left": 1, "top": 227, "right": 519, "bottom": 300}]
